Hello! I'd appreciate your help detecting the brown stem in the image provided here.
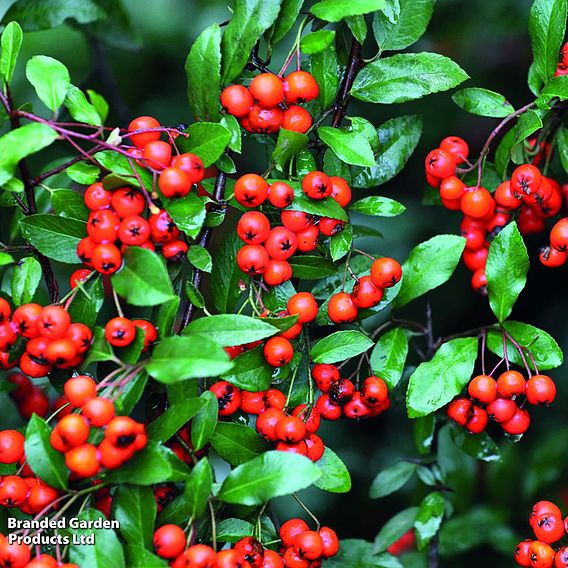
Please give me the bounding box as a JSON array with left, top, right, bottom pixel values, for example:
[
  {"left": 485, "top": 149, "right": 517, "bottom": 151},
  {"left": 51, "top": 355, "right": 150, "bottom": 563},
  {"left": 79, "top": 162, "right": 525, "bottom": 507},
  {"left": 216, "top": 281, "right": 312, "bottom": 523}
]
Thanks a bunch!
[
  {"left": 331, "top": 39, "right": 363, "bottom": 128},
  {"left": 178, "top": 167, "right": 228, "bottom": 330},
  {"left": 7, "top": 92, "right": 60, "bottom": 302}
]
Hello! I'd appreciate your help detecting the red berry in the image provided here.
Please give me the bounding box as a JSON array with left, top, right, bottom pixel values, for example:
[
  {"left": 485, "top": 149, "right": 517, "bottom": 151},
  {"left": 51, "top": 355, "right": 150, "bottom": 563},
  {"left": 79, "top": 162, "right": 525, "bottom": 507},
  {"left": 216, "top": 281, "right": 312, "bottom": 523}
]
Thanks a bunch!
[
  {"left": 447, "top": 397, "right": 473, "bottom": 426},
  {"left": 465, "top": 405, "right": 488, "bottom": 434},
  {"left": 142, "top": 140, "right": 172, "bottom": 170},
  {"left": 128, "top": 116, "right": 161, "bottom": 148},
  {"left": 84, "top": 182, "right": 112, "bottom": 210},
  {"left": 351, "top": 276, "right": 384, "bottom": 308},
  {"left": 425, "top": 148, "right": 455, "bottom": 179},
  {"left": 268, "top": 181, "right": 295, "bottom": 208},
  {"left": 526, "top": 375, "right": 556, "bottom": 406},
  {"left": 264, "top": 227, "right": 298, "bottom": 261},
  {"left": 249, "top": 73, "right": 284, "bottom": 107},
  {"left": 486, "top": 397, "right": 517, "bottom": 423},
  {"left": 264, "top": 337, "right": 294, "bottom": 367},
  {"left": 468, "top": 374, "right": 497, "bottom": 404},
  {"left": 82, "top": 397, "right": 115, "bottom": 427},
  {"left": 319, "top": 526, "right": 340, "bottom": 558},
  {"left": 497, "top": 370, "right": 526, "bottom": 399},
  {"left": 370, "top": 257, "right": 402, "bottom": 288},
  {"left": 65, "top": 443, "right": 100, "bottom": 478},
  {"left": 256, "top": 408, "right": 286, "bottom": 441},
  {"left": 153, "top": 524, "right": 186, "bottom": 559},
  {"left": 302, "top": 171, "right": 331, "bottom": 200},
  {"left": 511, "top": 164, "right": 542, "bottom": 197},
  {"left": 105, "top": 317, "right": 136, "bottom": 347},
  {"left": 282, "top": 105, "right": 312, "bottom": 133},
  {"left": 540, "top": 246, "right": 567, "bottom": 268},
  {"left": 460, "top": 187, "right": 493, "bottom": 219},
  {"left": 11, "top": 303, "right": 42, "bottom": 338},
  {"left": 237, "top": 211, "right": 271, "bottom": 245},
  {"left": 234, "top": 174, "right": 269, "bottom": 207},
  {"left": 294, "top": 530, "right": 324, "bottom": 560},
  {"left": 221, "top": 84, "right": 254, "bottom": 117},
  {"left": 312, "top": 364, "right": 340, "bottom": 392},
  {"left": 38, "top": 306, "right": 71, "bottom": 340},
  {"left": 111, "top": 187, "right": 145, "bottom": 218},
  {"left": 92, "top": 243, "right": 122, "bottom": 274},
  {"left": 501, "top": 407, "right": 531, "bottom": 435},
  {"left": 284, "top": 71, "right": 319, "bottom": 103},
  {"left": 280, "top": 518, "right": 310, "bottom": 548},
  {"left": 440, "top": 136, "right": 469, "bottom": 164},
  {"left": 170, "top": 153, "right": 204, "bottom": 184},
  {"left": 209, "top": 381, "right": 241, "bottom": 416},
  {"left": 318, "top": 217, "right": 344, "bottom": 236},
  {"left": 0, "top": 430, "right": 25, "bottom": 464},
  {"left": 275, "top": 416, "right": 307, "bottom": 443},
  {"left": 264, "top": 259, "right": 293, "bottom": 286},
  {"left": 158, "top": 167, "right": 191, "bottom": 198},
  {"left": 328, "top": 292, "right": 358, "bottom": 323},
  {"left": 237, "top": 245, "right": 270, "bottom": 275},
  {"left": 439, "top": 176, "right": 466, "bottom": 201},
  {"left": 287, "top": 292, "right": 318, "bottom": 323}
]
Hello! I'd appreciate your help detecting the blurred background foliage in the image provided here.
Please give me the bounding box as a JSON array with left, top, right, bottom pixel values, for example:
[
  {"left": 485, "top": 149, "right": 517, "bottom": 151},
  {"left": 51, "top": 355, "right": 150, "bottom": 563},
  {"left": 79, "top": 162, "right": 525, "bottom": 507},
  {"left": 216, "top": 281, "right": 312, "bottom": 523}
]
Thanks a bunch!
[{"left": 0, "top": 0, "right": 565, "bottom": 565}]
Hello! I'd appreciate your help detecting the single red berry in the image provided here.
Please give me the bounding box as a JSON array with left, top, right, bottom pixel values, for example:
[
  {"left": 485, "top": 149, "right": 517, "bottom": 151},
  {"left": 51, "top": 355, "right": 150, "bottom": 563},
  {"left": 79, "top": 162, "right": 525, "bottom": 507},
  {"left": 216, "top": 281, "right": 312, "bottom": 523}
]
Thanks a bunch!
[
  {"left": 65, "top": 444, "right": 100, "bottom": 478},
  {"left": 531, "top": 502, "right": 562, "bottom": 529},
  {"left": 501, "top": 407, "right": 531, "bottom": 435},
  {"left": 77, "top": 236, "right": 98, "bottom": 267},
  {"left": 439, "top": 176, "right": 466, "bottom": 201},
  {"left": 264, "top": 227, "right": 298, "bottom": 261},
  {"left": 318, "top": 217, "right": 344, "bottom": 236},
  {"left": 447, "top": 397, "right": 474, "bottom": 426},
  {"left": 92, "top": 243, "right": 122, "bottom": 274},
  {"left": 514, "top": 540, "right": 533, "bottom": 567},
  {"left": 210, "top": 381, "right": 241, "bottom": 416},
  {"left": 465, "top": 405, "right": 488, "bottom": 434},
  {"left": 315, "top": 394, "right": 342, "bottom": 420},
  {"left": 440, "top": 136, "right": 469, "bottom": 164},
  {"left": 117, "top": 216, "right": 151, "bottom": 246},
  {"left": 533, "top": 513, "right": 565, "bottom": 544},
  {"left": 343, "top": 392, "right": 371, "bottom": 419},
  {"left": 128, "top": 115, "right": 161, "bottom": 148},
  {"left": 280, "top": 518, "right": 310, "bottom": 548},
  {"left": 0, "top": 430, "right": 25, "bottom": 464},
  {"left": 361, "top": 376, "right": 388, "bottom": 406},
  {"left": 312, "top": 364, "right": 340, "bottom": 392},
  {"left": 268, "top": 181, "right": 295, "bottom": 208},
  {"left": 240, "top": 390, "right": 266, "bottom": 414},
  {"left": 170, "top": 153, "right": 204, "bottom": 184},
  {"left": 248, "top": 104, "right": 284, "bottom": 133},
  {"left": 153, "top": 524, "right": 186, "bottom": 559},
  {"left": 105, "top": 317, "right": 136, "bottom": 347},
  {"left": 221, "top": 84, "right": 254, "bottom": 117},
  {"left": 64, "top": 375, "right": 96, "bottom": 408},
  {"left": 87, "top": 209, "right": 119, "bottom": 244},
  {"left": 111, "top": 187, "right": 145, "bottom": 218},
  {"left": 249, "top": 73, "right": 285, "bottom": 107},
  {"left": 486, "top": 397, "right": 517, "bottom": 423},
  {"left": 84, "top": 182, "right": 112, "bottom": 210},
  {"left": 264, "top": 337, "right": 294, "bottom": 367},
  {"left": 425, "top": 148, "right": 455, "bottom": 178},
  {"left": 329, "top": 176, "right": 351, "bottom": 208},
  {"left": 511, "top": 164, "right": 542, "bottom": 197},
  {"left": 294, "top": 530, "right": 324, "bottom": 561},
  {"left": 162, "top": 239, "right": 189, "bottom": 260},
  {"left": 158, "top": 167, "right": 192, "bottom": 198},
  {"left": 284, "top": 71, "right": 319, "bottom": 103},
  {"left": 295, "top": 226, "right": 319, "bottom": 252},
  {"left": 38, "top": 306, "right": 71, "bottom": 340},
  {"left": 370, "top": 257, "right": 402, "bottom": 288},
  {"left": 540, "top": 246, "right": 567, "bottom": 268},
  {"left": 528, "top": 540, "right": 555, "bottom": 568},
  {"left": 149, "top": 210, "right": 180, "bottom": 243},
  {"left": 526, "top": 375, "right": 556, "bottom": 406},
  {"left": 142, "top": 140, "right": 172, "bottom": 170},
  {"left": 282, "top": 105, "right": 312, "bottom": 133},
  {"left": 329, "top": 378, "right": 355, "bottom": 406},
  {"left": 468, "top": 374, "right": 497, "bottom": 404},
  {"left": 237, "top": 211, "right": 271, "bottom": 245},
  {"left": 69, "top": 268, "right": 93, "bottom": 290},
  {"left": 550, "top": 218, "right": 568, "bottom": 251},
  {"left": 292, "top": 404, "right": 321, "bottom": 434},
  {"left": 237, "top": 244, "right": 270, "bottom": 275},
  {"left": 497, "top": 370, "right": 526, "bottom": 399},
  {"left": 11, "top": 303, "right": 42, "bottom": 338},
  {"left": 256, "top": 408, "right": 286, "bottom": 441},
  {"left": 328, "top": 292, "right": 358, "bottom": 323},
  {"left": 494, "top": 180, "right": 523, "bottom": 209},
  {"left": 351, "top": 276, "right": 384, "bottom": 309},
  {"left": 234, "top": 174, "right": 269, "bottom": 207},
  {"left": 302, "top": 171, "right": 331, "bottom": 200},
  {"left": 460, "top": 187, "right": 494, "bottom": 219},
  {"left": 264, "top": 259, "right": 293, "bottom": 286},
  {"left": 132, "top": 319, "right": 158, "bottom": 351},
  {"left": 82, "top": 397, "right": 116, "bottom": 427},
  {"left": 462, "top": 247, "right": 488, "bottom": 271},
  {"left": 275, "top": 415, "right": 307, "bottom": 443},
  {"left": 287, "top": 292, "right": 318, "bottom": 323}
]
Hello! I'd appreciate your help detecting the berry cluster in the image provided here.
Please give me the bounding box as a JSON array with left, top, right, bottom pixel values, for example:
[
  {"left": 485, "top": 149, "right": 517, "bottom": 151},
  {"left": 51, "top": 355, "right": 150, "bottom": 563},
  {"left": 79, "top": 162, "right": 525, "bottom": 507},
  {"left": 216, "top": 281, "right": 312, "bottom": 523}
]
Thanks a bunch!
[
  {"left": 327, "top": 257, "right": 402, "bottom": 324},
  {"left": 0, "top": 300, "right": 92, "bottom": 379},
  {"left": 0, "top": 429, "right": 60, "bottom": 518},
  {"left": 313, "top": 365, "right": 391, "bottom": 420},
  {"left": 7, "top": 372, "right": 49, "bottom": 420},
  {"left": 221, "top": 71, "right": 319, "bottom": 135},
  {"left": 0, "top": 535, "right": 80, "bottom": 568},
  {"left": 447, "top": 370, "right": 556, "bottom": 436},
  {"left": 153, "top": 519, "right": 338, "bottom": 567},
  {"left": 425, "top": 133, "right": 568, "bottom": 288},
  {"left": 48, "top": 376, "right": 147, "bottom": 478},
  {"left": 103, "top": 316, "right": 157, "bottom": 350},
  {"left": 235, "top": 172, "right": 350, "bottom": 285},
  {"left": 515, "top": 500, "right": 568, "bottom": 567}
]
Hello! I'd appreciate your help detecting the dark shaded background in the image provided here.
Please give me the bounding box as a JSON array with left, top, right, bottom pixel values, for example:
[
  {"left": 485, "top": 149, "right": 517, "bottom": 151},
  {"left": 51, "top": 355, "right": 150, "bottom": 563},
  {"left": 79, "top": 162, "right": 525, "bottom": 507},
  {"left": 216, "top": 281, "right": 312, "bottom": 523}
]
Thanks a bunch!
[{"left": 2, "top": 0, "right": 567, "bottom": 565}]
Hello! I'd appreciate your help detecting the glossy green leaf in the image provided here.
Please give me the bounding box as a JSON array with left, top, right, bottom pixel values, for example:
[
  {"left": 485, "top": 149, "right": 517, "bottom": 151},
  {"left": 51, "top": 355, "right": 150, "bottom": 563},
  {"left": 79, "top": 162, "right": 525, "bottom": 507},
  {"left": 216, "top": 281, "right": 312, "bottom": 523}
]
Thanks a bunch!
[
  {"left": 124, "top": 547, "right": 167, "bottom": 568},
  {"left": 406, "top": 337, "right": 478, "bottom": 418},
  {"left": 318, "top": 126, "right": 376, "bottom": 167},
  {"left": 210, "top": 422, "right": 271, "bottom": 466},
  {"left": 26, "top": 55, "right": 70, "bottom": 111},
  {"left": 186, "top": 24, "right": 221, "bottom": 122},
  {"left": 351, "top": 115, "right": 422, "bottom": 188},
  {"left": 11, "top": 257, "right": 41, "bottom": 306},
  {"left": 327, "top": 540, "right": 400, "bottom": 568},
  {"left": 373, "top": 0, "right": 434, "bottom": 51},
  {"left": 191, "top": 391, "right": 218, "bottom": 451},
  {"left": 349, "top": 196, "right": 406, "bottom": 216},
  {"left": 414, "top": 491, "right": 445, "bottom": 550},
  {"left": 515, "top": 109, "right": 543, "bottom": 143},
  {"left": 113, "top": 485, "right": 156, "bottom": 549},
  {"left": 486, "top": 222, "right": 529, "bottom": 322},
  {"left": 187, "top": 245, "right": 212, "bottom": 272},
  {"left": 289, "top": 255, "right": 338, "bottom": 279},
  {"left": 452, "top": 87, "right": 514, "bottom": 118},
  {"left": 220, "top": 348, "right": 274, "bottom": 391},
  {"left": 177, "top": 122, "right": 231, "bottom": 167},
  {"left": 165, "top": 193, "right": 207, "bottom": 239},
  {"left": 52, "top": 188, "right": 90, "bottom": 221},
  {"left": 314, "top": 447, "right": 352, "bottom": 493},
  {"left": 329, "top": 223, "right": 353, "bottom": 262},
  {"left": 19, "top": 214, "right": 85, "bottom": 264},
  {"left": 370, "top": 327, "right": 408, "bottom": 389},
  {"left": 218, "top": 451, "right": 321, "bottom": 505},
  {"left": 310, "top": 44, "right": 339, "bottom": 109},
  {"left": 300, "top": 30, "right": 336, "bottom": 54},
  {"left": 112, "top": 247, "right": 175, "bottom": 306},
  {"left": 393, "top": 234, "right": 465, "bottom": 308},
  {"left": 370, "top": 461, "right": 417, "bottom": 499},
  {"left": 273, "top": 129, "right": 308, "bottom": 169},
  {"left": 352, "top": 53, "right": 469, "bottom": 104},
  {"left": 311, "top": 330, "right": 373, "bottom": 363},
  {"left": 211, "top": 232, "right": 247, "bottom": 313},
  {"left": 184, "top": 314, "right": 279, "bottom": 346},
  {"left": 24, "top": 415, "right": 69, "bottom": 489},
  {"left": 271, "top": 0, "right": 304, "bottom": 43},
  {"left": 147, "top": 398, "right": 204, "bottom": 442},
  {"left": 450, "top": 427, "right": 501, "bottom": 463},
  {"left": 64, "top": 84, "right": 101, "bottom": 125},
  {"left": 221, "top": 0, "right": 283, "bottom": 83},
  {"left": 311, "top": 0, "right": 385, "bottom": 22},
  {"left": 0, "top": 21, "right": 23, "bottom": 84}
]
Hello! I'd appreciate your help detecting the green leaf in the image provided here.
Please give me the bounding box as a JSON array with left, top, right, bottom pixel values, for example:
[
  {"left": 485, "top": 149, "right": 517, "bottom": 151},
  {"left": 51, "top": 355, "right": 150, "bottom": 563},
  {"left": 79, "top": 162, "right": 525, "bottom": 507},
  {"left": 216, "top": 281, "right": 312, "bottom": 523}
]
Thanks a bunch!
[
  {"left": 221, "top": 0, "right": 283, "bottom": 83},
  {"left": 19, "top": 213, "right": 85, "bottom": 264},
  {"left": 52, "top": 188, "right": 90, "bottom": 221},
  {"left": 351, "top": 115, "right": 422, "bottom": 188},
  {"left": 414, "top": 492, "right": 445, "bottom": 550},
  {"left": 218, "top": 451, "right": 321, "bottom": 505},
  {"left": 370, "top": 461, "right": 417, "bottom": 499},
  {"left": 64, "top": 84, "right": 102, "bottom": 126},
  {"left": 11, "top": 257, "right": 41, "bottom": 306},
  {"left": 185, "top": 281, "right": 205, "bottom": 309},
  {"left": 0, "top": 123, "right": 58, "bottom": 186},
  {"left": 346, "top": 15, "right": 368, "bottom": 44},
  {"left": 406, "top": 337, "right": 478, "bottom": 418},
  {"left": 284, "top": 182, "right": 349, "bottom": 221},
  {"left": 105, "top": 442, "right": 189, "bottom": 485},
  {"left": 486, "top": 321, "right": 563, "bottom": 371},
  {"left": 374, "top": 508, "right": 418, "bottom": 552},
  {"left": 529, "top": 0, "right": 567, "bottom": 83},
  {"left": 147, "top": 398, "right": 204, "bottom": 442},
  {"left": 370, "top": 327, "right": 408, "bottom": 389},
  {"left": 558, "top": 126, "right": 568, "bottom": 174},
  {"left": 24, "top": 415, "right": 68, "bottom": 489},
  {"left": 0, "top": 21, "right": 23, "bottom": 84},
  {"left": 220, "top": 348, "right": 274, "bottom": 391},
  {"left": 515, "top": 109, "right": 543, "bottom": 143},
  {"left": 414, "top": 414, "right": 435, "bottom": 456},
  {"left": 535, "top": 76, "right": 568, "bottom": 108},
  {"left": 184, "top": 314, "right": 279, "bottom": 347},
  {"left": 330, "top": 224, "right": 353, "bottom": 262},
  {"left": 159, "top": 458, "right": 213, "bottom": 524},
  {"left": 113, "top": 485, "right": 156, "bottom": 549},
  {"left": 146, "top": 335, "right": 233, "bottom": 384},
  {"left": 69, "top": 509, "right": 125, "bottom": 568},
  {"left": 0, "top": 252, "right": 14, "bottom": 266},
  {"left": 26, "top": 55, "right": 70, "bottom": 111},
  {"left": 310, "top": 44, "right": 339, "bottom": 109},
  {"left": 273, "top": 129, "right": 308, "bottom": 169},
  {"left": 271, "top": 0, "right": 304, "bottom": 43},
  {"left": 352, "top": 53, "right": 469, "bottom": 104},
  {"left": 187, "top": 245, "right": 212, "bottom": 272},
  {"left": 311, "top": 0, "right": 385, "bottom": 22},
  {"left": 314, "top": 447, "right": 352, "bottom": 493},
  {"left": 452, "top": 87, "right": 514, "bottom": 118},
  {"left": 112, "top": 247, "right": 175, "bottom": 306},
  {"left": 191, "top": 391, "right": 218, "bottom": 451},
  {"left": 186, "top": 24, "right": 221, "bottom": 122},
  {"left": 311, "top": 330, "right": 374, "bottom": 363},
  {"left": 177, "top": 123, "right": 231, "bottom": 167},
  {"left": 393, "top": 235, "right": 466, "bottom": 308},
  {"left": 124, "top": 547, "right": 167, "bottom": 568},
  {"left": 211, "top": 232, "right": 247, "bottom": 313},
  {"left": 372, "top": 0, "right": 434, "bottom": 51},
  {"left": 300, "top": 30, "right": 336, "bottom": 55},
  {"left": 349, "top": 196, "right": 406, "bottom": 217},
  {"left": 485, "top": 222, "right": 529, "bottom": 322},
  {"left": 289, "top": 255, "right": 339, "bottom": 279},
  {"left": 165, "top": 193, "right": 207, "bottom": 239},
  {"left": 221, "top": 114, "right": 242, "bottom": 153},
  {"left": 113, "top": 371, "right": 148, "bottom": 416},
  {"left": 217, "top": 519, "right": 255, "bottom": 543},
  {"left": 449, "top": 427, "right": 501, "bottom": 463},
  {"left": 87, "top": 89, "right": 109, "bottom": 122},
  {"left": 83, "top": 326, "right": 113, "bottom": 366},
  {"left": 318, "top": 126, "right": 376, "bottom": 167},
  {"left": 210, "top": 422, "right": 271, "bottom": 466}
]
